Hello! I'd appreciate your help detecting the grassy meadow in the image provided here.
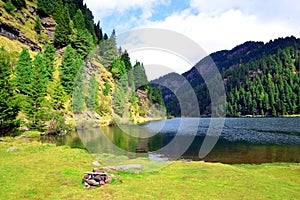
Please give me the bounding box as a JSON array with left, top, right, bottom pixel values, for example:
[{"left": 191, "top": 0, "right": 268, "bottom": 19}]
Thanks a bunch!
[{"left": 0, "top": 138, "right": 299, "bottom": 199}]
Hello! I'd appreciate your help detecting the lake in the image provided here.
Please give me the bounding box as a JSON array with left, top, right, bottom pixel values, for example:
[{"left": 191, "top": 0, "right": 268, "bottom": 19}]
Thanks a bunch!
[{"left": 58, "top": 118, "right": 300, "bottom": 164}]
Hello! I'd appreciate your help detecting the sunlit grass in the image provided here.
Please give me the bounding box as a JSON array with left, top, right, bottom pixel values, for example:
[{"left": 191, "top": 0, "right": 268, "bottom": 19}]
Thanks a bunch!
[{"left": 0, "top": 139, "right": 299, "bottom": 199}]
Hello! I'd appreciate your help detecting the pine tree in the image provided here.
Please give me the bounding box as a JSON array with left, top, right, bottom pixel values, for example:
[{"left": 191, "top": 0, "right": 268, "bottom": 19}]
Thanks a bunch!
[
  {"left": 101, "top": 30, "right": 118, "bottom": 67},
  {"left": 72, "top": 65, "right": 85, "bottom": 114},
  {"left": 33, "top": 53, "right": 48, "bottom": 93},
  {"left": 72, "top": 86, "right": 84, "bottom": 113},
  {"left": 0, "top": 48, "right": 20, "bottom": 136},
  {"left": 133, "top": 62, "right": 148, "bottom": 90},
  {"left": 42, "top": 44, "right": 56, "bottom": 82},
  {"left": 73, "top": 29, "right": 93, "bottom": 58},
  {"left": 52, "top": 0, "right": 64, "bottom": 23},
  {"left": 24, "top": 54, "right": 49, "bottom": 131},
  {"left": 59, "top": 45, "right": 83, "bottom": 94},
  {"left": 121, "top": 50, "right": 132, "bottom": 71},
  {"left": 54, "top": 3, "right": 73, "bottom": 48},
  {"left": 37, "top": 0, "right": 54, "bottom": 16},
  {"left": 14, "top": 48, "right": 33, "bottom": 95},
  {"left": 111, "top": 58, "right": 126, "bottom": 79},
  {"left": 94, "top": 21, "right": 103, "bottom": 43},
  {"left": 73, "top": 9, "right": 85, "bottom": 31},
  {"left": 86, "top": 75, "right": 99, "bottom": 111},
  {"left": 48, "top": 80, "right": 66, "bottom": 110},
  {"left": 47, "top": 80, "right": 67, "bottom": 134},
  {"left": 113, "top": 84, "right": 126, "bottom": 116}
]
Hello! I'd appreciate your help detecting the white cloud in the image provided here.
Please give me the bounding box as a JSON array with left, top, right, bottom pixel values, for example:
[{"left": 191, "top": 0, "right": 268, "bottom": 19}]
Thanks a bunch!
[
  {"left": 84, "top": 0, "right": 300, "bottom": 76},
  {"left": 139, "top": 6, "right": 299, "bottom": 54},
  {"left": 84, "top": 0, "right": 169, "bottom": 24},
  {"left": 129, "top": 50, "right": 193, "bottom": 80}
]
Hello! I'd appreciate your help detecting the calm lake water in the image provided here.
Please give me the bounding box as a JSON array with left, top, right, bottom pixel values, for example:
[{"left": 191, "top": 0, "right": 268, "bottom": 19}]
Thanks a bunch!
[{"left": 57, "top": 118, "right": 300, "bottom": 164}]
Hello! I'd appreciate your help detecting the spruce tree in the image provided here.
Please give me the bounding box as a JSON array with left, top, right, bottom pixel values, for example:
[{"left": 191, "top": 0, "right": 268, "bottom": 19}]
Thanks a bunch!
[
  {"left": 59, "top": 45, "right": 83, "bottom": 94},
  {"left": 73, "top": 29, "right": 93, "bottom": 58},
  {"left": 54, "top": 3, "right": 73, "bottom": 48},
  {"left": 48, "top": 80, "right": 66, "bottom": 111},
  {"left": 0, "top": 48, "right": 20, "bottom": 136},
  {"left": 37, "top": 0, "right": 54, "bottom": 16},
  {"left": 113, "top": 84, "right": 126, "bottom": 116},
  {"left": 14, "top": 48, "right": 33, "bottom": 95},
  {"left": 86, "top": 75, "right": 99, "bottom": 111},
  {"left": 42, "top": 44, "right": 56, "bottom": 81},
  {"left": 101, "top": 30, "right": 118, "bottom": 67},
  {"left": 23, "top": 54, "right": 48, "bottom": 131},
  {"left": 72, "top": 65, "right": 85, "bottom": 113},
  {"left": 133, "top": 62, "right": 148, "bottom": 90},
  {"left": 73, "top": 9, "right": 85, "bottom": 30},
  {"left": 94, "top": 21, "right": 103, "bottom": 43}
]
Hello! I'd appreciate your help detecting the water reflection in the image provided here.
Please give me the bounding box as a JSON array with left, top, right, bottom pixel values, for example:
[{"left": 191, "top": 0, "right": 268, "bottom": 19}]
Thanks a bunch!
[{"left": 55, "top": 118, "right": 300, "bottom": 164}]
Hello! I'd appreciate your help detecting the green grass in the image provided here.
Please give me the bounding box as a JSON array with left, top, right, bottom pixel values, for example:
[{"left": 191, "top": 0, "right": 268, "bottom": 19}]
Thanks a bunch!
[{"left": 0, "top": 139, "right": 299, "bottom": 199}]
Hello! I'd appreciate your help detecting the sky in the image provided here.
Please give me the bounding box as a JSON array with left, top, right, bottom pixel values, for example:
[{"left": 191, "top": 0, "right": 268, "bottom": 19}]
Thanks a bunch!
[{"left": 84, "top": 0, "right": 300, "bottom": 77}]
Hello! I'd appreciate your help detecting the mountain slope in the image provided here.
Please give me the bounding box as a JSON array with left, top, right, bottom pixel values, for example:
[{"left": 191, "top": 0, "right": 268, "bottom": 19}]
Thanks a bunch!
[
  {"left": 155, "top": 36, "right": 300, "bottom": 117},
  {"left": 0, "top": 0, "right": 165, "bottom": 136}
]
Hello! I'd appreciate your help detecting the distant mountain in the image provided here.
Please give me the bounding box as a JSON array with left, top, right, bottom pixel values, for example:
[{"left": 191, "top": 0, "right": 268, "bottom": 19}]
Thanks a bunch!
[{"left": 153, "top": 36, "right": 300, "bottom": 117}]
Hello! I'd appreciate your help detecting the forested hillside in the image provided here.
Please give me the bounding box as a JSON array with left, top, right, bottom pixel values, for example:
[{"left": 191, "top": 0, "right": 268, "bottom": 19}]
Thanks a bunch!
[
  {"left": 0, "top": 0, "right": 164, "bottom": 136},
  {"left": 157, "top": 36, "right": 300, "bottom": 117}
]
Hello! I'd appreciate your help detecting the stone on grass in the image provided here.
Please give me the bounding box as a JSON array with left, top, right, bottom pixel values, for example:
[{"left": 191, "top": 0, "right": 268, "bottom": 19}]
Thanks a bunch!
[
  {"left": 90, "top": 161, "right": 101, "bottom": 166},
  {"left": 6, "top": 146, "right": 18, "bottom": 152}
]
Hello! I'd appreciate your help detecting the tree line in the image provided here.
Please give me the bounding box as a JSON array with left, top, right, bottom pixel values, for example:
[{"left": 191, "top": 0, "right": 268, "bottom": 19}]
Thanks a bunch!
[{"left": 163, "top": 37, "right": 300, "bottom": 117}]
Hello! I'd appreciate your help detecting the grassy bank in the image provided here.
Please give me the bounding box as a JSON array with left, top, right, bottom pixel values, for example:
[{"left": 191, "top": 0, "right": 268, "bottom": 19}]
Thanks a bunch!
[{"left": 0, "top": 139, "right": 299, "bottom": 199}]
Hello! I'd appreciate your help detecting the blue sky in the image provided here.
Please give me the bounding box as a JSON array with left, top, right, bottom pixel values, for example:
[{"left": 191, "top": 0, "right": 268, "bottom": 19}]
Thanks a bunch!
[
  {"left": 84, "top": 0, "right": 300, "bottom": 77},
  {"left": 84, "top": 0, "right": 300, "bottom": 53}
]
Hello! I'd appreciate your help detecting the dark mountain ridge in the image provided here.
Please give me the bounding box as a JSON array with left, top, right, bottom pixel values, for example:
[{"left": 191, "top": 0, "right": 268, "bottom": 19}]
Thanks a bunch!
[{"left": 153, "top": 36, "right": 300, "bottom": 117}]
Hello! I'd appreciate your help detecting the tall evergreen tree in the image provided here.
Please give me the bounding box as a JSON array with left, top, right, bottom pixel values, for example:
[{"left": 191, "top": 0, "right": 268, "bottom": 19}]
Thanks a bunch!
[
  {"left": 73, "top": 29, "right": 94, "bottom": 58},
  {"left": 73, "top": 9, "right": 85, "bottom": 30},
  {"left": 86, "top": 75, "right": 99, "bottom": 111},
  {"left": 113, "top": 84, "right": 126, "bottom": 116},
  {"left": 37, "top": 0, "right": 54, "bottom": 16},
  {"left": 101, "top": 30, "right": 118, "bottom": 67},
  {"left": 133, "top": 62, "right": 148, "bottom": 90},
  {"left": 72, "top": 65, "right": 85, "bottom": 113},
  {"left": 0, "top": 48, "right": 20, "bottom": 136},
  {"left": 54, "top": 3, "right": 73, "bottom": 48},
  {"left": 59, "top": 45, "right": 83, "bottom": 94},
  {"left": 94, "top": 20, "right": 103, "bottom": 43},
  {"left": 24, "top": 54, "right": 49, "bottom": 131},
  {"left": 14, "top": 48, "right": 33, "bottom": 95},
  {"left": 42, "top": 44, "right": 56, "bottom": 82}
]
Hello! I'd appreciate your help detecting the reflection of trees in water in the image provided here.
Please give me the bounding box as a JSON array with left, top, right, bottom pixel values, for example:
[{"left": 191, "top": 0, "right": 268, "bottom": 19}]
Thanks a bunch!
[{"left": 77, "top": 126, "right": 151, "bottom": 158}]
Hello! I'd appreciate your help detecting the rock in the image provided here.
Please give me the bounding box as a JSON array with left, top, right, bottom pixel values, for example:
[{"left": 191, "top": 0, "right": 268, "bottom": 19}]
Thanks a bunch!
[
  {"left": 83, "top": 172, "right": 114, "bottom": 189},
  {"left": 6, "top": 146, "right": 18, "bottom": 152},
  {"left": 16, "top": 135, "right": 27, "bottom": 139},
  {"left": 0, "top": 22, "right": 41, "bottom": 52},
  {"left": 86, "top": 112, "right": 93, "bottom": 119},
  {"left": 40, "top": 17, "right": 56, "bottom": 40},
  {"left": 21, "top": 126, "right": 29, "bottom": 132},
  {"left": 59, "top": 130, "right": 67, "bottom": 136},
  {"left": 0, "top": 22, "right": 20, "bottom": 40},
  {"left": 91, "top": 161, "right": 101, "bottom": 166},
  {"left": 94, "top": 113, "right": 101, "bottom": 120},
  {"left": 27, "top": 5, "right": 36, "bottom": 15}
]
